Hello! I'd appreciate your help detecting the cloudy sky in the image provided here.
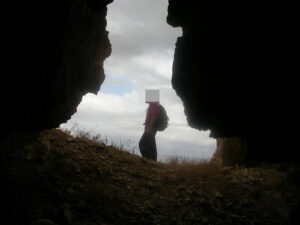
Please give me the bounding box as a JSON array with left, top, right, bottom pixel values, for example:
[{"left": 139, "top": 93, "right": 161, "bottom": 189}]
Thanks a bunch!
[{"left": 60, "top": 0, "right": 216, "bottom": 162}]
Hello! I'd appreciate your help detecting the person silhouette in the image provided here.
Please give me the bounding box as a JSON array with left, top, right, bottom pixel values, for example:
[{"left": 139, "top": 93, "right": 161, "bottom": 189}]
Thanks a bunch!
[{"left": 139, "top": 101, "right": 159, "bottom": 161}]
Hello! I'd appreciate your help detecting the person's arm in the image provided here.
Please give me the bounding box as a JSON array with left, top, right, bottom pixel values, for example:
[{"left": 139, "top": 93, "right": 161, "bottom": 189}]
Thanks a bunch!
[{"left": 145, "top": 116, "right": 156, "bottom": 134}]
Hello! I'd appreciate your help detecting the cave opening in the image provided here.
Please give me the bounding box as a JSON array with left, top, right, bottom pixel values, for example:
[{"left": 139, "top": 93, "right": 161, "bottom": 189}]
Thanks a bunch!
[
  {"left": 60, "top": 0, "right": 216, "bottom": 162},
  {"left": 1, "top": 1, "right": 299, "bottom": 224}
]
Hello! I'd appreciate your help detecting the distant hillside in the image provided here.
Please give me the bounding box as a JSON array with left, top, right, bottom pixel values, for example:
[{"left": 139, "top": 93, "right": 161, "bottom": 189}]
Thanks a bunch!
[{"left": 1, "top": 129, "right": 299, "bottom": 225}]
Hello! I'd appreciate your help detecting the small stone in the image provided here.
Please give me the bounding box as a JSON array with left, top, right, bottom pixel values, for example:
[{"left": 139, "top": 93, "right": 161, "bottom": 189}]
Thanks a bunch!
[
  {"left": 64, "top": 207, "right": 73, "bottom": 224},
  {"left": 25, "top": 153, "right": 33, "bottom": 160},
  {"left": 30, "top": 218, "right": 58, "bottom": 225},
  {"left": 66, "top": 137, "right": 74, "bottom": 142},
  {"left": 67, "top": 188, "right": 74, "bottom": 194}
]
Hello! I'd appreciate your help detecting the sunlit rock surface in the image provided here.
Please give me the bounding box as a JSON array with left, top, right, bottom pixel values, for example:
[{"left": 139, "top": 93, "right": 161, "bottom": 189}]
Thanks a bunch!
[
  {"left": 211, "top": 137, "right": 246, "bottom": 166},
  {"left": 167, "top": 0, "right": 299, "bottom": 163}
]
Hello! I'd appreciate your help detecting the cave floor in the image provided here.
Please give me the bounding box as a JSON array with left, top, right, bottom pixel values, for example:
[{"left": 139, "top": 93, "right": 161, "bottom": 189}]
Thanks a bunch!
[{"left": 2, "top": 129, "right": 299, "bottom": 225}]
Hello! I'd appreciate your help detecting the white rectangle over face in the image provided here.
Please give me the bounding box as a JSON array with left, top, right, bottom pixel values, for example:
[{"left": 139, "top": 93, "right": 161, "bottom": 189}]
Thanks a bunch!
[{"left": 145, "top": 89, "right": 160, "bottom": 102}]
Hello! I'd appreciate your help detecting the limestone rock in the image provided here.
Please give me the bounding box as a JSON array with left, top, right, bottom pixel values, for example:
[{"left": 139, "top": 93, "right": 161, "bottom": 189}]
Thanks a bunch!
[{"left": 211, "top": 137, "right": 246, "bottom": 166}]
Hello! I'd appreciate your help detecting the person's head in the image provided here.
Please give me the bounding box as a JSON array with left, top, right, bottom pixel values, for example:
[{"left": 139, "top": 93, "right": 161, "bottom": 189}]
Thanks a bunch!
[{"left": 145, "top": 90, "right": 160, "bottom": 103}]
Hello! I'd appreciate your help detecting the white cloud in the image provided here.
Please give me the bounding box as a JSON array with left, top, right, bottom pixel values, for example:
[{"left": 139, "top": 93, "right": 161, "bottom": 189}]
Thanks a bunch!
[
  {"left": 60, "top": 0, "right": 216, "bottom": 161},
  {"left": 107, "top": 0, "right": 182, "bottom": 58}
]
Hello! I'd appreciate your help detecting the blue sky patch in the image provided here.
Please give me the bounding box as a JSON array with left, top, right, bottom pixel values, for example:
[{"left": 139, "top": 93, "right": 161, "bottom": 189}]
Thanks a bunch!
[{"left": 100, "top": 74, "right": 133, "bottom": 96}]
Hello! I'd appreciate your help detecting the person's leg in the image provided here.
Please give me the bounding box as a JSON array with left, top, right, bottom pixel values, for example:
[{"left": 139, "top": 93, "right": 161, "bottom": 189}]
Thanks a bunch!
[
  {"left": 148, "top": 132, "right": 157, "bottom": 161},
  {"left": 139, "top": 132, "right": 157, "bottom": 161},
  {"left": 139, "top": 132, "right": 148, "bottom": 158},
  {"left": 139, "top": 132, "right": 153, "bottom": 159}
]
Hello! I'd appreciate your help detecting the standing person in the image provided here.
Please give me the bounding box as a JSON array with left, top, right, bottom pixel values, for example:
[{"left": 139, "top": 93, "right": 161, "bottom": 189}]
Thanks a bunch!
[
  {"left": 139, "top": 90, "right": 169, "bottom": 161},
  {"left": 139, "top": 102, "right": 160, "bottom": 161}
]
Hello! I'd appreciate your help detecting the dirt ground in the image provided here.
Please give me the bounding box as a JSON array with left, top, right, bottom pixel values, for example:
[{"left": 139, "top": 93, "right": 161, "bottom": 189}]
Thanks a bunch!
[{"left": 1, "top": 129, "right": 299, "bottom": 225}]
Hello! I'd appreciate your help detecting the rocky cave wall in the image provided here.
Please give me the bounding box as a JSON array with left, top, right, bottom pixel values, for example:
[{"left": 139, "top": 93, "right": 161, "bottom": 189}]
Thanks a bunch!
[
  {"left": 2, "top": 0, "right": 112, "bottom": 136},
  {"left": 1, "top": 0, "right": 299, "bottom": 163},
  {"left": 167, "top": 0, "right": 299, "bottom": 163}
]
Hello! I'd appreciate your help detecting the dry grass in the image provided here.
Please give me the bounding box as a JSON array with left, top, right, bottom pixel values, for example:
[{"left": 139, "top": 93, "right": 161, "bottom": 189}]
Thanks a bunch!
[
  {"left": 61, "top": 125, "right": 220, "bottom": 179},
  {"left": 60, "top": 124, "right": 137, "bottom": 154},
  {"left": 164, "top": 155, "right": 223, "bottom": 180},
  {"left": 60, "top": 123, "right": 106, "bottom": 145}
]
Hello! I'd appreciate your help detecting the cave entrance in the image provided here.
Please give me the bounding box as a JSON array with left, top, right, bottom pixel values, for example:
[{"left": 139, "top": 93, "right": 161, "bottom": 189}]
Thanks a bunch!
[{"left": 61, "top": 0, "right": 216, "bottom": 162}]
